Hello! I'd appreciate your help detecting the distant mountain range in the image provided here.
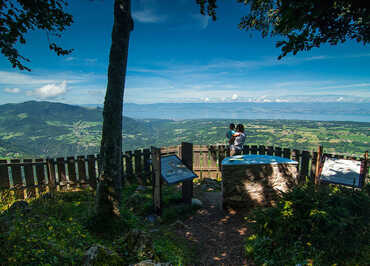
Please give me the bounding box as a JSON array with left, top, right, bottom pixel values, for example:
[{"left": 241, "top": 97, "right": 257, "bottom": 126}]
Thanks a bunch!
[
  {"left": 83, "top": 102, "right": 370, "bottom": 122},
  {"left": 0, "top": 101, "right": 369, "bottom": 158}
]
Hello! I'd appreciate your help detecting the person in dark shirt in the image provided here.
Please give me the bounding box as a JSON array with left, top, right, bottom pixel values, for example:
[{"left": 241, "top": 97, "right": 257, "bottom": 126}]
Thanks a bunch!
[{"left": 226, "top": 123, "right": 235, "bottom": 145}]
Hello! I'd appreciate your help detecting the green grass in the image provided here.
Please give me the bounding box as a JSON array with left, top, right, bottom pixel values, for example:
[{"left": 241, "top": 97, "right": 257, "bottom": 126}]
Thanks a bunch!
[{"left": 0, "top": 185, "right": 200, "bottom": 265}]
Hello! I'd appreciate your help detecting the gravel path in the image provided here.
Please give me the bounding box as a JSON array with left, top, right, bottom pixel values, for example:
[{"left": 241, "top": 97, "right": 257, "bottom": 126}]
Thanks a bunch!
[{"left": 174, "top": 186, "right": 255, "bottom": 266}]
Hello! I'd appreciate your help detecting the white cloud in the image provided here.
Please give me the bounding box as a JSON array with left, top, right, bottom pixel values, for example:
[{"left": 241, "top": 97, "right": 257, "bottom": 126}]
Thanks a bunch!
[
  {"left": 4, "top": 88, "right": 20, "bottom": 93},
  {"left": 133, "top": 9, "right": 167, "bottom": 23},
  {"left": 304, "top": 56, "right": 328, "bottom": 61},
  {"left": 232, "top": 94, "right": 238, "bottom": 100},
  {"left": 30, "top": 81, "right": 68, "bottom": 99},
  {"left": 0, "top": 71, "right": 57, "bottom": 85}
]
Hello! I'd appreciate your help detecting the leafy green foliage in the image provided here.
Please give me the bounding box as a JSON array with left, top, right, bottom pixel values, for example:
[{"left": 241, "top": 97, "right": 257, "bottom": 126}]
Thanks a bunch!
[
  {"left": 0, "top": 185, "right": 198, "bottom": 265},
  {"left": 197, "top": 0, "right": 370, "bottom": 58},
  {"left": 245, "top": 183, "right": 370, "bottom": 265},
  {"left": 0, "top": 0, "right": 73, "bottom": 71}
]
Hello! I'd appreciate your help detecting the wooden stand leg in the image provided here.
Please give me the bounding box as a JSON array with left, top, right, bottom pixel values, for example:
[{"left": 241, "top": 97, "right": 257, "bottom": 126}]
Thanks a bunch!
[
  {"left": 182, "top": 180, "right": 192, "bottom": 204},
  {"left": 181, "top": 142, "right": 193, "bottom": 204}
]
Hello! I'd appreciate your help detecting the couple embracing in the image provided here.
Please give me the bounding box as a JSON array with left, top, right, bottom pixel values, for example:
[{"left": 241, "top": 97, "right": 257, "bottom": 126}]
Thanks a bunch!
[{"left": 226, "top": 123, "right": 246, "bottom": 156}]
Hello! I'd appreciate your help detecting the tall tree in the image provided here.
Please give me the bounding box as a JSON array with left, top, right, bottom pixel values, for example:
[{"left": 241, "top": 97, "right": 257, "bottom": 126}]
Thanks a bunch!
[
  {"left": 1, "top": 0, "right": 134, "bottom": 217},
  {"left": 95, "top": 0, "right": 133, "bottom": 217},
  {"left": 197, "top": 0, "right": 369, "bottom": 58}
]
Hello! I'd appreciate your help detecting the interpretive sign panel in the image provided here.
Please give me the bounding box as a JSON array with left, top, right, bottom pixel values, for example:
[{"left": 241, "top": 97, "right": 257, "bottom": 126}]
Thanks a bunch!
[
  {"left": 161, "top": 155, "right": 197, "bottom": 185},
  {"left": 320, "top": 158, "right": 365, "bottom": 188}
]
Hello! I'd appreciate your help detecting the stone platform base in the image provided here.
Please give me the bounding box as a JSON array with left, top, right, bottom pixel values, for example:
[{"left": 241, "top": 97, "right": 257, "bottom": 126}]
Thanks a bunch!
[{"left": 222, "top": 163, "right": 298, "bottom": 209}]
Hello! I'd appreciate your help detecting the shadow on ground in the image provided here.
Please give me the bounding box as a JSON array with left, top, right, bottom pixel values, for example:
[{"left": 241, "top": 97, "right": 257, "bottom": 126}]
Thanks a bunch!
[{"left": 174, "top": 182, "right": 255, "bottom": 265}]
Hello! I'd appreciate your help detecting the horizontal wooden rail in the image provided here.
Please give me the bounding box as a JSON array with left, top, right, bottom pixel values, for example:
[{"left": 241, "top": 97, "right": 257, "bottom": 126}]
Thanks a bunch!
[{"left": 0, "top": 144, "right": 367, "bottom": 199}]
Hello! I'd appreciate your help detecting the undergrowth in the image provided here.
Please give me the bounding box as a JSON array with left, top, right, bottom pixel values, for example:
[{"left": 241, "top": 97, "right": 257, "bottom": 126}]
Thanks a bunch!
[
  {"left": 0, "top": 184, "right": 199, "bottom": 265},
  {"left": 245, "top": 183, "right": 370, "bottom": 265}
]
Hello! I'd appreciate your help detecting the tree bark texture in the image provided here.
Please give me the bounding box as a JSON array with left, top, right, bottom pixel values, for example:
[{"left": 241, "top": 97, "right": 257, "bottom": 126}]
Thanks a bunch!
[{"left": 95, "top": 0, "right": 133, "bottom": 217}]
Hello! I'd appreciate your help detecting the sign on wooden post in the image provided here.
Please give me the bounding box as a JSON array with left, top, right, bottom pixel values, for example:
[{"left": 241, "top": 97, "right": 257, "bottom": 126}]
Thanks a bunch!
[
  {"left": 316, "top": 147, "right": 368, "bottom": 188},
  {"left": 151, "top": 143, "right": 197, "bottom": 216}
]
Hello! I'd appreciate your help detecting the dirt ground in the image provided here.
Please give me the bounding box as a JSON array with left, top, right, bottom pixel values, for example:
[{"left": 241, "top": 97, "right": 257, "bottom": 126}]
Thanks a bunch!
[{"left": 173, "top": 183, "right": 255, "bottom": 266}]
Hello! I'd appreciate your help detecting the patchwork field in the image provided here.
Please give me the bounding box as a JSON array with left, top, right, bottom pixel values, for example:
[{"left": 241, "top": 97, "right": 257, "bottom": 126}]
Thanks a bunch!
[{"left": 0, "top": 101, "right": 369, "bottom": 158}]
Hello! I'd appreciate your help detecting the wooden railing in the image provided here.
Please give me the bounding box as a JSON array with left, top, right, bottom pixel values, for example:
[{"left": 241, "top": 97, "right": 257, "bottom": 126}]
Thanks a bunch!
[{"left": 0, "top": 144, "right": 367, "bottom": 199}]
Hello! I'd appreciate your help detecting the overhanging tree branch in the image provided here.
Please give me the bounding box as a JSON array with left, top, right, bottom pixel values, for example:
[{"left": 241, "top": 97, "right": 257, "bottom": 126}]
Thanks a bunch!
[{"left": 0, "top": 0, "right": 73, "bottom": 71}]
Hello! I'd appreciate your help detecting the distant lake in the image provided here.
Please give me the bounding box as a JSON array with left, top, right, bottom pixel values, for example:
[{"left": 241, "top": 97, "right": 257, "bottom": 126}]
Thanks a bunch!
[
  {"left": 126, "top": 111, "right": 370, "bottom": 122},
  {"left": 121, "top": 102, "right": 370, "bottom": 122}
]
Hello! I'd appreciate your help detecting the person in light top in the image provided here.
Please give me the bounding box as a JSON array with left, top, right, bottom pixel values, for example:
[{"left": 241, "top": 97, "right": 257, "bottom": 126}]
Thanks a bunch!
[{"left": 230, "top": 124, "right": 246, "bottom": 156}]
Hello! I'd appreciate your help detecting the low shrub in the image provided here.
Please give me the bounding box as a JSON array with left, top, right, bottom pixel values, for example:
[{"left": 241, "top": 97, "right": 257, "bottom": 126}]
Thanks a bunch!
[
  {"left": 245, "top": 183, "right": 370, "bottom": 265},
  {"left": 0, "top": 184, "right": 198, "bottom": 265}
]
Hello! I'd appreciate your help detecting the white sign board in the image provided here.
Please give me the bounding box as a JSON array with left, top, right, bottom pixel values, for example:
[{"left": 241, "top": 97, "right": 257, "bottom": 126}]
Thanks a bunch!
[{"left": 320, "top": 158, "right": 365, "bottom": 187}]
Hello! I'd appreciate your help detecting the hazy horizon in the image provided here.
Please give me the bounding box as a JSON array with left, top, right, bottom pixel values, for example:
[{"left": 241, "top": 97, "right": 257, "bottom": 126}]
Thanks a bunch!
[{"left": 2, "top": 100, "right": 369, "bottom": 123}]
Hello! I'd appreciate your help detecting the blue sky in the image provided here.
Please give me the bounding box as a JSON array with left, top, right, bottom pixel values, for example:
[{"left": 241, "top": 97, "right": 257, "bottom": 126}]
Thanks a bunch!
[{"left": 0, "top": 0, "right": 369, "bottom": 105}]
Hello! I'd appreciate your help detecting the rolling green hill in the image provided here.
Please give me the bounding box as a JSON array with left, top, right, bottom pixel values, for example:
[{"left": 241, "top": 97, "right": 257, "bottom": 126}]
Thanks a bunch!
[
  {"left": 0, "top": 101, "right": 368, "bottom": 158},
  {"left": 0, "top": 101, "right": 154, "bottom": 157}
]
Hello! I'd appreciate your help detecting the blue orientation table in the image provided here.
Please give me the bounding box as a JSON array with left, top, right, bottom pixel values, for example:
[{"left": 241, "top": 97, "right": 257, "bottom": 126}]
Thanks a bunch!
[{"left": 222, "top": 155, "right": 298, "bottom": 166}]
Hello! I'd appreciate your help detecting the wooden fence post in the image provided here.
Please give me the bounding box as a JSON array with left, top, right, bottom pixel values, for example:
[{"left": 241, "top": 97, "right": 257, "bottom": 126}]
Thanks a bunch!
[
  {"left": 267, "top": 146, "right": 274, "bottom": 156},
  {"left": 143, "top": 149, "right": 151, "bottom": 184},
  {"left": 134, "top": 150, "right": 143, "bottom": 184},
  {"left": 201, "top": 145, "right": 209, "bottom": 178},
  {"left": 35, "top": 159, "right": 46, "bottom": 194},
  {"left": 251, "top": 145, "right": 258, "bottom": 155},
  {"left": 151, "top": 146, "right": 162, "bottom": 216},
  {"left": 23, "top": 159, "right": 36, "bottom": 198},
  {"left": 314, "top": 145, "right": 323, "bottom": 186},
  {"left": 243, "top": 145, "right": 250, "bottom": 155},
  {"left": 0, "top": 159, "right": 10, "bottom": 190},
  {"left": 11, "top": 159, "right": 24, "bottom": 199},
  {"left": 299, "top": 151, "right": 310, "bottom": 184},
  {"left": 218, "top": 145, "right": 225, "bottom": 172},
  {"left": 181, "top": 142, "right": 193, "bottom": 204},
  {"left": 275, "top": 147, "right": 282, "bottom": 157},
  {"left": 291, "top": 149, "right": 300, "bottom": 162},
  {"left": 47, "top": 158, "right": 56, "bottom": 196},
  {"left": 125, "top": 151, "right": 134, "bottom": 183},
  {"left": 363, "top": 151, "right": 369, "bottom": 185},
  {"left": 87, "top": 155, "right": 97, "bottom": 189},
  {"left": 209, "top": 145, "right": 218, "bottom": 179},
  {"left": 67, "top": 156, "right": 77, "bottom": 187},
  {"left": 283, "top": 148, "right": 291, "bottom": 159},
  {"left": 258, "top": 145, "right": 266, "bottom": 155},
  {"left": 77, "top": 155, "right": 87, "bottom": 186},
  {"left": 56, "top": 157, "right": 67, "bottom": 190}
]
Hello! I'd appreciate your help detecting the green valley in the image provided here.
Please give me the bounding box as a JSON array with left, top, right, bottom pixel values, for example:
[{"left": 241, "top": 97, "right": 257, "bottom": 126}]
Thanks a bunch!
[{"left": 0, "top": 101, "right": 369, "bottom": 158}]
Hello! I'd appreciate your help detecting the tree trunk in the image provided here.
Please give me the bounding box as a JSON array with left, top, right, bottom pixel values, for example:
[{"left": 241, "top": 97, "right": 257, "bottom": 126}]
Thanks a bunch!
[{"left": 95, "top": 0, "right": 133, "bottom": 217}]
